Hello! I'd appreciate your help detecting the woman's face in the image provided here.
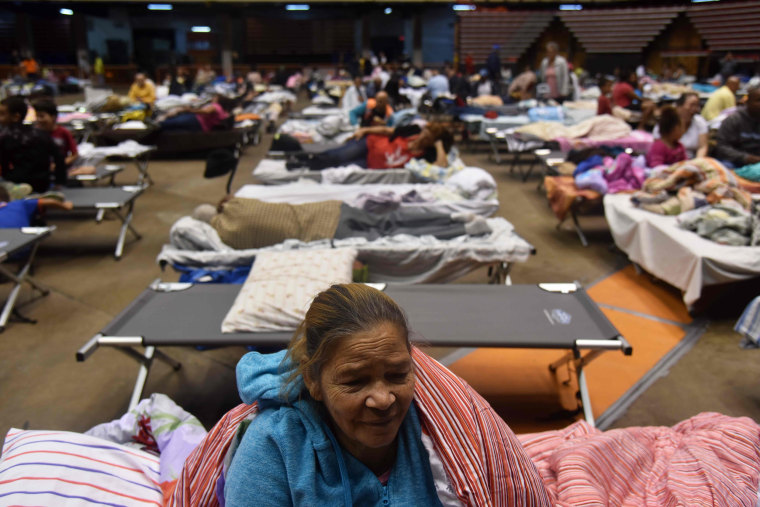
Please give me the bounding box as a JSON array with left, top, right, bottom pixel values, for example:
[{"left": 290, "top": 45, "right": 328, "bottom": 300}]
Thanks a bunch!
[
  {"left": 308, "top": 321, "right": 415, "bottom": 462},
  {"left": 679, "top": 95, "right": 700, "bottom": 118}
]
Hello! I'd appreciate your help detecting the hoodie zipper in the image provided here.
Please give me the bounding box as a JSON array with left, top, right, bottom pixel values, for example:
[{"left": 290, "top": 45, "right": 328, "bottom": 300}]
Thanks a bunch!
[{"left": 381, "top": 483, "right": 390, "bottom": 506}]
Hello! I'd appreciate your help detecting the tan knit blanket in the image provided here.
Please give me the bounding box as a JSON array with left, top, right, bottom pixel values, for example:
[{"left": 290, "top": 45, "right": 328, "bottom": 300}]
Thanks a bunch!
[{"left": 211, "top": 198, "right": 342, "bottom": 249}]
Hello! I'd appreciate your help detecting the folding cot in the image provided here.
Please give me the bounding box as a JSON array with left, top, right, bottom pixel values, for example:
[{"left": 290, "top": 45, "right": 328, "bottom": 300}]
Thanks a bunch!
[
  {"left": 57, "top": 186, "right": 145, "bottom": 259},
  {"left": 77, "top": 281, "right": 630, "bottom": 426},
  {"left": 253, "top": 158, "right": 414, "bottom": 185},
  {"left": 78, "top": 141, "right": 156, "bottom": 186},
  {"left": 70, "top": 163, "right": 124, "bottom": 186},
  {"left": 604, "top": 193, "right": 760, "bottom": 307},
  {"left": 0, "top": 227, "right": 53, "bottom": 332},
  {"left": 158, "top": 214, "right": 533, "bottom": 285},
  {"left": 234, "top": 181, "right": 499, "bottom": 217}
]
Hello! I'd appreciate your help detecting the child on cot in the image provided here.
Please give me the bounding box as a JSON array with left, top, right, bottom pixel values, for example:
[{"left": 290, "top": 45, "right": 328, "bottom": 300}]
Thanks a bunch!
[
  {"left": 0, "top": 96, "right": 67, "bottom": 193},
  {"left": 192, "top": 196, "right": 491, "bottom": 250},
  {"left": 0, "top": 186, "right": 73, "bottom": 228},
  {"left": 646, "top": 106, "right": 687, "bottom": 168},
  {"left": 32, "top": 99, "right": 98, "bottom": 181}
]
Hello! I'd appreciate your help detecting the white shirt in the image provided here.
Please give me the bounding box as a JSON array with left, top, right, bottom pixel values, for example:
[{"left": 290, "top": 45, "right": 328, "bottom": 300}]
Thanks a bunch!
[{"left": 653, "top": 114, "right": 708, "bottom": 159}]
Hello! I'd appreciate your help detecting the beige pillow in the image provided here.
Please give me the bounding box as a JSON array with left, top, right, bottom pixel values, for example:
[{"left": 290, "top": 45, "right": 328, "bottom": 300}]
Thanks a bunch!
[{"left": 221, "top": 248, "right": 357, "bottom": 333}]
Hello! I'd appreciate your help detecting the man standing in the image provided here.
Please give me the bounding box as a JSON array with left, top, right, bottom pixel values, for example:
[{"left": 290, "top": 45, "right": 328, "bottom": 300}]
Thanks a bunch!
[{"left": 486, "top": 45, "right": 501, "bottom": 96}]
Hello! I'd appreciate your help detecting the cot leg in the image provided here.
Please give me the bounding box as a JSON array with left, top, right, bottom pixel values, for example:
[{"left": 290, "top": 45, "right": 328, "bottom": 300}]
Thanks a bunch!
[
  {"left": 488, "top": 136, "right": 501, "bottom": 163},
  {"left": 154, "top": 348, "right": 182, "bottom": 371},
  {"left": 95, "top": 209, "right": 105, "bottom": 222},
  {"left": 112, "top": 202, "right": 142, "bottom": 260},
  {"left": 570, "top": 207, "right": 588, "bottom": 247},
  {"left": 136, "top": 157, "right": 154, "bottom": 186},
  {"left": 522, "top": 158, "right": 536, "bottom": 182},
  {"left": 128, "top": 346, "right": 154, "bottom": 411},
  {"left": 0, "top": 243, "right": 48, "bottom": 332},
  {"left": 574, "top": 348, "right": 596, "bottom": 427}
]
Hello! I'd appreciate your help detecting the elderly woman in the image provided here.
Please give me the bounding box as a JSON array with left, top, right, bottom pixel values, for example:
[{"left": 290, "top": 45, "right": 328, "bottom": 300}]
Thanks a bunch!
[
  {"left": 653, "top": 92, "right": 708, "bottom": 159},
  {"left": 223, "top": 284, "right": 551, "bottom": 505},
  {"left": 287, "top": 122, "right": 454, "bottom": 171},
  {"left": 539, "top": 42, "right": 569, "bottom": 102}
]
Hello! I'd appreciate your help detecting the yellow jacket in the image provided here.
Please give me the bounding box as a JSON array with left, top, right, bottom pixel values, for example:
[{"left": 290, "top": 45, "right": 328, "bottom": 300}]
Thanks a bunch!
[
  {"left": 128, "top": 81, "right": 156, "bottom": 106},
  {"left": 701, "top": 85, "right": 736, "bottom": 121}
]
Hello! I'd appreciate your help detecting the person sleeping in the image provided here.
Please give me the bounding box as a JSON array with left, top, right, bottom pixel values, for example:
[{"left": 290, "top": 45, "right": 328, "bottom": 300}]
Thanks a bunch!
[
  {"left": 192, "top": 196, "right": 490, "bottom": 250},
  {"left": 286, "top": 122, "right": 454, "bottom": 171}
]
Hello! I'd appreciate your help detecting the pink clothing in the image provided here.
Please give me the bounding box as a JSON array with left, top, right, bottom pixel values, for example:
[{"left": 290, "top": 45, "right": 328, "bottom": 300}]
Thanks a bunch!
[
  {"left": 646, "top": 139, "right": 687, "bottom": 167},
  {"left": 195, "top": 103, "right": 229, "bottom": 133},
  {"left": 604, "top": 152, "right": 646, "bottom": 193}
]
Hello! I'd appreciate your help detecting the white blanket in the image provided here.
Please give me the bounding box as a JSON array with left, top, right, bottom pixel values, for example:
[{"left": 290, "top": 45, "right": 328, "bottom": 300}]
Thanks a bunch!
[
  {"left": 157, "top": 216, "right": 533, "bottom": 284},
  {"left": 604, "top": 194, "right": 760, "bottom": 306},
  {"left": 235, "top": 181, "right": 498, "bottom": 217}
]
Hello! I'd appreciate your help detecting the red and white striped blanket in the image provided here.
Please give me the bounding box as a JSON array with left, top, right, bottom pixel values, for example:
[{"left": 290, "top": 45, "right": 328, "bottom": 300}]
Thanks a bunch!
[{"left": 518, "top": 413, "right": 760, "bottom": 506}]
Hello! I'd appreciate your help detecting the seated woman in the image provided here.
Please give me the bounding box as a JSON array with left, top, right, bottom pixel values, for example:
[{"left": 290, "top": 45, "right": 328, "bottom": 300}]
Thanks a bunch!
[
  {"left": 158, "top": 94, "right": 234, "bottom": 132},
  {"left": 222, "top": 284, "right": 551, "bottom": 505},
  {"left": 646, "top": 106, "right": 687, "bottom": 168},
  {"left": 287, "top": 122, "right": 454, "bottom": 171},
  {"left": 653, "top": 92, "right": 708, "bottom": 159},
  {"left": 192, "top": 196, "right": 491, "bottom": 250}
]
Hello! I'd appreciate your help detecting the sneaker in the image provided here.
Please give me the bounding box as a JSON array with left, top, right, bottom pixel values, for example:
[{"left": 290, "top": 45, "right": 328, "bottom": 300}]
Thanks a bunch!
[
  {"left": 5, "top": 183, "right": 32, "bottom": 200},
  {"left": 27, "top": 190, "right": 66, "bottom": 202}
]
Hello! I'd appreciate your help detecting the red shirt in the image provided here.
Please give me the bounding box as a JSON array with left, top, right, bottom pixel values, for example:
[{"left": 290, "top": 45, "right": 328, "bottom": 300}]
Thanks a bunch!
[
  {"left": 612, "top": 82, "right": 635, "bottom": 108},
  {"left": 597, "top": 95, "right": 612, "bottom": 115},
  {"left": 646, "top": 139, "right": 687, "bottom": 167},
  {"left": 50, "top": 125, "right": 77, "bottom": 160},
  {"left": 365, "top": 134, "right": 419, "bottom": 169}
]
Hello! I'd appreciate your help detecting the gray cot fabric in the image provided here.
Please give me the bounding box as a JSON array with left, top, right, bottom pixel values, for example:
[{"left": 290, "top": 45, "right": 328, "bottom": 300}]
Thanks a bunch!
[{"left": 101, "top": 283, "right": 619, "bottom": 349}]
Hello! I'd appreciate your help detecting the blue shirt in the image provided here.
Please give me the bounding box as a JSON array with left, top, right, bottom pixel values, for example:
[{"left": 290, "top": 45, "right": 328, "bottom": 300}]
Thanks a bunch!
[
  {"left": 427, "top": 75, "right": 450, "bottom": 99},
  {"left": 224, "top": 350, "right": 443, "bottom": 506},
  {"left": 0, "top": 199, "right": 38, "bottom": 228}
]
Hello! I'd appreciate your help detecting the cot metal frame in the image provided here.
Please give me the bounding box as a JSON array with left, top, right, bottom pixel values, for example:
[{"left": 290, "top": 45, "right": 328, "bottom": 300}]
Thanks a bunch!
[
  {"left": 61, "top": 186, "right": 145, "bottom": 259},
  {"left": 77, "top": 281, "right": 631, "bottom": 426},
  {"left": 0, "top": 227, "right": 54, "bottom": 332}
]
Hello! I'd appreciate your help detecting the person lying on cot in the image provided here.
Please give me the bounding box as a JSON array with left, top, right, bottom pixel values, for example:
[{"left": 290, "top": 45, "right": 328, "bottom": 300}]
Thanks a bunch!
[
  {"left": 223, "top": 283, "right": 552, "bottom": 506},
  {"left": 192, "top": 196, "right": 491, "bottom": 250},
  {"left": 0, "top": 186, "right": 72, "bottom": 228},
  {"left": 286, "top": 121, "right": 454, "bottom": 171},
  {"left": 646, "top": 106, "right": 687, "bottom": 168},
  {"left": 157, "top": 93, "right": 234, "bottom": 133}
]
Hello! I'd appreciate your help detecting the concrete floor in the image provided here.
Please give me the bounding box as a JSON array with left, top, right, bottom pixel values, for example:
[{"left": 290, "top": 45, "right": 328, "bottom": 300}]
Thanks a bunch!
[{"left": 0, "top": 104, "right": 757, "bottom": 438}]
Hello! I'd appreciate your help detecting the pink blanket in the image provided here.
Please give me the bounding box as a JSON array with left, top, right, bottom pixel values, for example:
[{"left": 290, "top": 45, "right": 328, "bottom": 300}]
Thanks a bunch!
[
  {"left": 557, "top": 129, "right": 654, "bottom": 154},
  {"left": 517, "top": 412, "right": 760, "bottom": 506}
]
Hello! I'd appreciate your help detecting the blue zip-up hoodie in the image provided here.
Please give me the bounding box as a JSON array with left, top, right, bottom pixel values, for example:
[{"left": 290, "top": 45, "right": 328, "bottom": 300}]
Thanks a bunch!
[{"left": 224, "top": 350, "right": 443, "bottom": 507}]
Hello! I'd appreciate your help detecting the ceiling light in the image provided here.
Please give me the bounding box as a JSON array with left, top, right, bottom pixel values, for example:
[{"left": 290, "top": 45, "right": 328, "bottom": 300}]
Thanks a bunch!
[
  {"left": 147, "top": 4, "right": 173, "bottom": 10},
  {"left": 191, "top": 26, "right": 211, "bottom": 33},
  {"left": 60, "top": 8, "right": 73, "bottom": 15}
]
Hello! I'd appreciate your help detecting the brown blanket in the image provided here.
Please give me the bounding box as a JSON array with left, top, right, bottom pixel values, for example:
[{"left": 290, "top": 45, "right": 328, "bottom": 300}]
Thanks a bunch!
[{"left": 211, "top": 198, "right": 342, "bottom": 249}]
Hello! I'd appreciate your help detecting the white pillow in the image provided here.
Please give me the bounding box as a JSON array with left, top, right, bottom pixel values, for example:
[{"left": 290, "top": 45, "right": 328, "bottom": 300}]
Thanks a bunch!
[
  {"left": 222, "top": 247, "right": 357, "bottom": 333},
  {"left": 0, "top": 428, "right": 163, "bottom": 505}
]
